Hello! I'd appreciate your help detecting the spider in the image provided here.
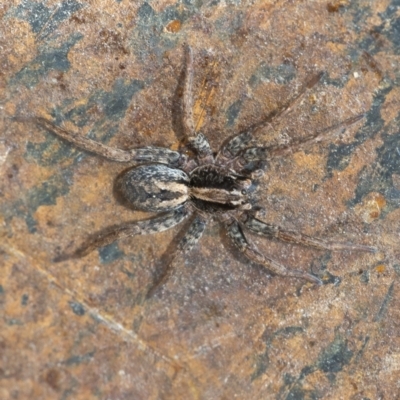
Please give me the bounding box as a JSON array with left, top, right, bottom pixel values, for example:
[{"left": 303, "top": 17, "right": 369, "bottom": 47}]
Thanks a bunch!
[{"left": 33, "top": 46, "right": 376, "bottom": 295}]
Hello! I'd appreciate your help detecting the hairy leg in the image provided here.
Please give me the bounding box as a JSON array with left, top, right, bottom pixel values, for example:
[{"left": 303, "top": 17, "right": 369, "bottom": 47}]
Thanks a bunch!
[
  {"left": 34, "top": 117, "right": 182, "bottom": 165},
  {"left": 217, "top": 72, "right": 324, "bottom": 161},
  {"left": 228, "top": 114, "right": 365, "bottom": 172},
  {"left": 54, "top": 207, "right": 189, "bottom": 261},
  {"left": 225, "top": 219, "right": 323, "bottom": 285},
  {"left": 243, "top": 215, "right": 377, "bottom": 253},
  {"left": 183, "top": 46, "right": 213, "bottom": 160},
  {"left": 147, "top": 214, "right": 207, "bottom": 297}
]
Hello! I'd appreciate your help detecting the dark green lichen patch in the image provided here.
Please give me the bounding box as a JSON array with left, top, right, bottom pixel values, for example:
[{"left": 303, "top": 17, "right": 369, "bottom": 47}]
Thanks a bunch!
[
  {"left": 25, "top": 134, "right": 82, "bottom": 167},
  {"left": 251, "top": 326, "right": 304, "bottom": 381},
  {"left": 12, "top": 33, "right": 83, "bottom": 88},
  {"left": 131, "top": 2, "right": 193, "bottom": 64},
  {"left": 25, "top": 78, "right": 144, "bottom": 166},
  {"left": 260, "top": 335, "right": 354, "bottom": 394},
  {"left": 378, "top": 0, "right": 400, "bottom": 55},
  {"left": 62, "top": 78, "right": 145, "bottom": 125},
  {"left": 360, "top": 269, "right": 370, "bottom": 284},
  {"left": 226, "top": 99, "right": 243, "bottom": 127},
  {"left": 317, "top": 336, "right": 353, "bottom": 377},
  {"left": 28, "top": 174, "right": 72, "bottom": 232},
  {"left": 21, "top": 294, "right": 29, "bottom": 306},
  {"left": 92, "top": 79, "right": 145, "bottom": 121},
  {"left": 249, "top": 63, "right": 296, "bottom": 87},
  {"left": 284, "top": 383, "right": 319, "bottom": 400},
  {"left": 355, "top": 1, "right": 400, "bottom": 71},
  {"left": 277, "top": 369, "right": 320, "bottom": 400},
  {"left": 69, "top": 301, "right": 85, "bottom": 316},
  {"left": 11, "top": 0, "right": 83, "bottom": 39},
  {"left": 326, "top": 85, "right": 392, "bottom": 177},
  {"left": 99, "top": 243, "right": 125, "bottom": 264},
  {"left": 349, "top": 2, "right": 373, "bottom": 36},
  {"left": 130, "top": 1, "right": 246, "bottom": 66},
  {"left": 10, "top": 0, "right": 52, "bottom": 33},
  {"left": 64, "top": 351, "right": 95, "bottom": 366},
  {"left": 1, "top": 170, "right": 73, "bottom": 233},
  {"left": 350, "top": 123, "right": 400, "bottom": 213}
]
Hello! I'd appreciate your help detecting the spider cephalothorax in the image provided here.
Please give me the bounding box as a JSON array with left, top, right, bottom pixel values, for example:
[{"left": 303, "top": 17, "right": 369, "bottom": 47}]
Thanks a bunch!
[{"left": 33, "top": 46, "right": 376, "bottom": 295}]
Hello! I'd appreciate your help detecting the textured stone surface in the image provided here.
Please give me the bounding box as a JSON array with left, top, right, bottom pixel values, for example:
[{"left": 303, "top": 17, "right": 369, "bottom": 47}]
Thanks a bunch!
[{"left": 1, "top": 0, "right": 399, "bottom": 399}]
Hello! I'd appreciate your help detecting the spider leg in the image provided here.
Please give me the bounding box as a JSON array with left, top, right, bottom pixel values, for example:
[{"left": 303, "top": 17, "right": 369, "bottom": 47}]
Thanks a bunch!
[
  {"left": 54, "top": 206, "right": 189, "bottom": 261},
  {"left": 225, "top": 219, "right": 323, "bottom": 285},
  {"left": 34, "top": 117, "right": 182, "bottom": 165},
  {"left": 147, "top": 214, "right": 207, "bottom": 297},
  {"left": 217, "top": 72, "right": 323, "bottom": 161},
  {"left": 227, "top": 114, "right": 365, "bottom": 175},
  {"left": 243, "top": 215, "right": 377, "bottom": 253},
  {"left": 183, "top": 46, "right": 213, "bottom": 160}
]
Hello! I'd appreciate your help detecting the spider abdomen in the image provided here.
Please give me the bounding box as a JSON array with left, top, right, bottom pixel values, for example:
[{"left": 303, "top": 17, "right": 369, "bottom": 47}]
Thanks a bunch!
[{"left": 119, "top": 164, "right": 190, "bottom": 212}]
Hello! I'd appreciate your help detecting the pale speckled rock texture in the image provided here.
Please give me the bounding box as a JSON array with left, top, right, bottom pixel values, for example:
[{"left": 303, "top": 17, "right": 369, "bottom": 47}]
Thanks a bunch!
[{"left": 1, "top": 0, "right": 400, "bottom": 399}]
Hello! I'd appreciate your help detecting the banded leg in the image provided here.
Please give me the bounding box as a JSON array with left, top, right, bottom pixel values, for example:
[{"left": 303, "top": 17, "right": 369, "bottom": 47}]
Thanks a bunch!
[
  {"left": 228, "top": 114, "right": 365, "bottom": 172},
  {"left": 225, "top": 220, "right": 322, "bottom": 285},
  {"left": 147, "top": 214, "right": 207, "bottom": 297},
  {"left": 217, "top": 72, "right": 324, "bottom": 161},
  {"left": 35, "top": 117, "right": 182, "bottom": 164},
  {"left": 183, "top": 46, "right": 213, "bottom": 159},
  {"left": 54, "top": 207, "right": 189, "bottom": 261},
  {"left": 243, "top": 216, "right": 377, "bottom": 253}
]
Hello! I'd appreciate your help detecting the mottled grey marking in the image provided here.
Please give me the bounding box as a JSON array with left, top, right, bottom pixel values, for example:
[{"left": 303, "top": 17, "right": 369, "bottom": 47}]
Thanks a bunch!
[
  {"left": 179, "top": 215, "right": 207, "bottom": 251},
  {"left": 222, "top": 132, "right": 253, "bottom": 157},
  {"left": 226, "top": 221, "right": 248, "bottom": 251},
  {"left": 189, "top": 132, "right": 212, "bottom": 157},
  {"left": 119, "top": 165, "right": 190, "bottom": 212},
  {"left": 241, "top": 147, "right": 269, "bottom": 163},
  {"left": 132, "top": 147, "right": 181, "bottom": 164}
]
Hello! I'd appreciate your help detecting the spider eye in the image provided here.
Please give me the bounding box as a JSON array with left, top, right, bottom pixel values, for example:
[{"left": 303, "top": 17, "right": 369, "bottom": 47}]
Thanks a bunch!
[{"left": 241, "top": 189, "right": 247, "bottom": 195}]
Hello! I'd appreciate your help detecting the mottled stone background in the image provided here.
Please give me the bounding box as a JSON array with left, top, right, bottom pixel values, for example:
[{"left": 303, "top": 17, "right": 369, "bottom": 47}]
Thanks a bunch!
[{"left": 1, "top": 0, "right": 400, "bottom": 399}]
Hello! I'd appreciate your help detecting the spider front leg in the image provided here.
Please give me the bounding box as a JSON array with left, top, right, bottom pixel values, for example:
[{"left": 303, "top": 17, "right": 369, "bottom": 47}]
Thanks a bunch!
[
  {"left": 227, "top": 114, "right": 365, "bottom": 174},
  {"left": 34, "top": 117, "right": 182, "bottom": 165},
  {"left": 183, "top": 45, "right": 213, "bottom": 162},
  {"left": 54, "top": 207, "right": 189, "bottom": 261},
  {"left": 216, "top": 72, "right": 323, "bottom": 162},
  {"left": 243, "top": 215, "right": 377, "bottom": 253},
  {"left": 147, "top": 214, "right": 207, "bottom": 297},
  {"left": 225, "top": 219, "right": 323, "bottom": 285}
]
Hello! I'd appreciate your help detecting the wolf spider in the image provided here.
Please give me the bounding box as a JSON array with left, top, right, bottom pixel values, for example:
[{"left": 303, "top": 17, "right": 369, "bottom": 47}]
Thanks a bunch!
[{"left": 34, "top": 46, "right": 375, "bottom": 295}]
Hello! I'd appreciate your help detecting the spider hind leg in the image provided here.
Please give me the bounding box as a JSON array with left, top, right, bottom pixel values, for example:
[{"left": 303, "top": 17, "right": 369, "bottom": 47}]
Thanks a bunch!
[
  {"left": 243, "top": 216, "right": 377, "bottom": 253},
  {"left": 147, "top": 214, "right": 207, "bottom": 297},
  {"left": 225, "top": 219, "right": 323, "bottom": 285},
  {"left": 54, "top": 207, "right": 189, "bottom": 261}
]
